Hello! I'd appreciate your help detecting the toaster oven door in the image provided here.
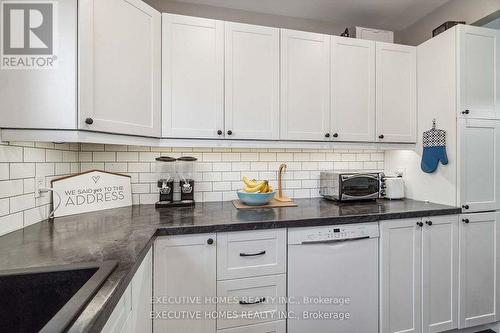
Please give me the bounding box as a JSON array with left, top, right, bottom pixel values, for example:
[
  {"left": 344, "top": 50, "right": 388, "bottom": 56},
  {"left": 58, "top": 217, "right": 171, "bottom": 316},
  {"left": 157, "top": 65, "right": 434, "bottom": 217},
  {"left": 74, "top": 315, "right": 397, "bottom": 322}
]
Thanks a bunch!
[{"left": 341, "top": 174, "right": 380, "bottom": 200}]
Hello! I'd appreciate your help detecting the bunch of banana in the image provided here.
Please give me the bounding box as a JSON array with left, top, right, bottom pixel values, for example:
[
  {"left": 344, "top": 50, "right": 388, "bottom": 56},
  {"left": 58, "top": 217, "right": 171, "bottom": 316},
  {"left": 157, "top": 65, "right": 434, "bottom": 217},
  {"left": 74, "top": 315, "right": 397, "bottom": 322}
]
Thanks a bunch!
[{"left": 242, "top": 176, "right": 274, "bottom": 193}]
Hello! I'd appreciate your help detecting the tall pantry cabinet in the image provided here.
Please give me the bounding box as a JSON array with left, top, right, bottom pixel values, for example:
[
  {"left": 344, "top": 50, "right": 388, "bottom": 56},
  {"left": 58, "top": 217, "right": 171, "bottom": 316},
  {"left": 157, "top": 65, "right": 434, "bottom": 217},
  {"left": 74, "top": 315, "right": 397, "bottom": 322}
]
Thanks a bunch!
[{"left": 383, "top": 24, "right": 500, "bottom": 332}]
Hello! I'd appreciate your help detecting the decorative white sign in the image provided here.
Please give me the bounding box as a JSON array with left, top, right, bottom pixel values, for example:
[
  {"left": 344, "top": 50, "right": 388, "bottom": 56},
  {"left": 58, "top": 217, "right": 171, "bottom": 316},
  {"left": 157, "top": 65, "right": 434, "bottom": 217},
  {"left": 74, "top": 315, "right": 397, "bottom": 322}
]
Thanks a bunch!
[{"left": 51, "top": 170, "right": 132, "bottom": 217}]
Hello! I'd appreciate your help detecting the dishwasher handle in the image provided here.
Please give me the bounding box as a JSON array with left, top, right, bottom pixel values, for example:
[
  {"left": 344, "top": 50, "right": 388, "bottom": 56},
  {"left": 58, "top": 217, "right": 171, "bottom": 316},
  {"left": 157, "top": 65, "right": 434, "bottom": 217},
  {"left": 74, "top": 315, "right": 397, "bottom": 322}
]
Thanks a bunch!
[{"left": 301, "top": 236, "right": 370, "bottom": 245}]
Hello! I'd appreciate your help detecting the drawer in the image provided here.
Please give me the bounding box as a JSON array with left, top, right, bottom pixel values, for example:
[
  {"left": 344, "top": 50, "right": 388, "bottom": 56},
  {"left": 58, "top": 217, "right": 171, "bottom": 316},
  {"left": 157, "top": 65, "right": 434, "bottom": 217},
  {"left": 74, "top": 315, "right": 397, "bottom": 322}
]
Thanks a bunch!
[
  {"left": 217, "top": 229, "right": 286, "bottom": 280},
  {"left": 218, "top": 320, "right": 286, "bottom": 333},
  {"left": 217, "top": 274, "right": 286, "bottom": 329}
]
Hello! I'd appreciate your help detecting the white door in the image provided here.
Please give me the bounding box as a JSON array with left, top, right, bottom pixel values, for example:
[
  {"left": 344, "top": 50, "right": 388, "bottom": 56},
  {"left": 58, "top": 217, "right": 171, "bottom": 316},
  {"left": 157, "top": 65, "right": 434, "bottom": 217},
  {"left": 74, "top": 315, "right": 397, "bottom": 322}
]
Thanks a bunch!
[
  {"left": 459, "top": 118, "right": 500, "bottom": 213},
  {"left": 459, "top": 212, "right": 499, "bottom": 328},
  {"left": 422, "top": 215, "right": 459, "bottom": 333},
  {"left": 79, "top": 0, "right": 161, "bottom": 137},
  {"left": 154, "top": 234, "right": 216, "bottom": 332},
  {"left": 280, "top": 29, "right": 330, "bottom": 141},
  {"left": 162, "top": 14, "right": 224, "bottom": 139},
  {"left": 131, "top": 248, "right": 152, "bottom": 332},
  {"left": 225, "top": 23, "right": 280, "bottom": 140},
  {"left": 331, "top": 36, "right": 375, "bottom": 142},
  {"left": 458, "top": 25, "right": 500, "bottom": 119},
  {"left": 380, "top": 218, "right": 422, "bottom": 333},
  {"left": 376, "top": 42, "right": 417, "bottom": 143}
]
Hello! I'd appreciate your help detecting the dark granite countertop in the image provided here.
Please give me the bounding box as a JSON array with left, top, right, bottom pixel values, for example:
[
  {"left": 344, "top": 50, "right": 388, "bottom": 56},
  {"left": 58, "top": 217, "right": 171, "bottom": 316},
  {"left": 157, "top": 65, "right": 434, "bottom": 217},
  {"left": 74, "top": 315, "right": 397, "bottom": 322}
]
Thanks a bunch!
[{"left": 0, "top": 198, "right": 460, "bottom": 332}]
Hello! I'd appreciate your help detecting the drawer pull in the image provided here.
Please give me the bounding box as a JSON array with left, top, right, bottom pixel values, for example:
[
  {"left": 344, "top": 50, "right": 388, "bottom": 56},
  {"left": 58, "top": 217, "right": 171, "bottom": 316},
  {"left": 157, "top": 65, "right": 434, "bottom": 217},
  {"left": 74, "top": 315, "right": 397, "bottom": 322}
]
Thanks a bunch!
[
  {"left": 239, "top": 250, "right": 266, "bottom": 257},
  {"left": 239, "top": 297, "right": 266, "bottom": 305}
]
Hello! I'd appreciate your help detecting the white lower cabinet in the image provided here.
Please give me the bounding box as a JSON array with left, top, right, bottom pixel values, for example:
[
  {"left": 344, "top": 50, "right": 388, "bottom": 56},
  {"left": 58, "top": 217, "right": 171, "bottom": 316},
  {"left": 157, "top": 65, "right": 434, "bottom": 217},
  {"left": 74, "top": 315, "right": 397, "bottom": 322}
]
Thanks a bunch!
[
  {"left": 217, "top": 320, "right": 286, "bottom": 333},
  {"left": 459, "top": 212, "right": 500, "bottom": 328},
  {"left": 102, "top": 248, "right": 153, "bottom": 333},
  {"left": 380, "top": 215, "right": 459, "bottom": 333},
  {"left": 217, "top": 275, "right": 286, "bottom": 329},
  {"left": 154, "top": 233, "right": 217, "bottom": 333}
]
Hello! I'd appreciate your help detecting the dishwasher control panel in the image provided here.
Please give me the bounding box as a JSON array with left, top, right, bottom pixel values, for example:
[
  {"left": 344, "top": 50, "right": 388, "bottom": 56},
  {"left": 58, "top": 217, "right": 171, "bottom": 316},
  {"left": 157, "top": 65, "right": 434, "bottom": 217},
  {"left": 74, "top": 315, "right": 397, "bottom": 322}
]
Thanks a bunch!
[{"left": 288, "top": 223, "right": 379, "bottom": 244}]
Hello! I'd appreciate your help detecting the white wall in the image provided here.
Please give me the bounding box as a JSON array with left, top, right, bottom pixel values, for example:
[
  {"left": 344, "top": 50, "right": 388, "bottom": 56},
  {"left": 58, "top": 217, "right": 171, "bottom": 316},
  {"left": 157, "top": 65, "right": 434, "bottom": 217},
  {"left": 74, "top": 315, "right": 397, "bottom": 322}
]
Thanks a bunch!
[
  {"left": 144, "top": 0, "right": 347, "bottom": 35},
  {"left": 396, "top": 0, "right": 500, "bottom": 45},
  {"left": 385, "top": 28, "right": 457, "bottom": 206}
]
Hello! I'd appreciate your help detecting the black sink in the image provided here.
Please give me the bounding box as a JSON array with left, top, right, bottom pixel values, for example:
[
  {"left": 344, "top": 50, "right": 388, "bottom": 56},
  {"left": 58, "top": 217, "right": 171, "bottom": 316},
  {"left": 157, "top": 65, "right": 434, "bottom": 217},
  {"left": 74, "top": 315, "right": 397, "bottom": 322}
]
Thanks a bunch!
[{"left": 0, "top": 261, "right": 117, "bottom": 333}]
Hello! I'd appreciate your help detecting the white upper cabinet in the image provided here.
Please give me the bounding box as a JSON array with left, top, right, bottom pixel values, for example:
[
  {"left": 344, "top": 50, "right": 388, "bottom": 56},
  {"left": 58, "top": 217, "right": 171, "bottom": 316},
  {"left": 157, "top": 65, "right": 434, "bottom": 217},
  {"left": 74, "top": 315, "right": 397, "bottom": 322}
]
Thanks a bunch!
[
  {"left": 0, "top": 0, "right": 77, "bottom": 130},
  {"left": 79, "top": 0, "right": 161, "bottom": 137},
  {"left": 331, "top": 36, "right": 375, "bottom": 142},
  {"left": 280, "top": 29, "right": 331, "bottom": 141},
  {"left": 225, "top": 23, "right": 280, "bottom": 140},
  {"left": 162, "top": 14, "right": 224, "bottom": 139},
  {"left": 376, "top": 42, "right": 417, "bottom": 143},
  {"left": 459, "top": 118, "right": 500, "bottom": 213},
  {"left": 459, "top": 25, "right": 500, "bottom": 119},
  {"left": 459, "top": 212, "right": 499, "bottom": 328}
]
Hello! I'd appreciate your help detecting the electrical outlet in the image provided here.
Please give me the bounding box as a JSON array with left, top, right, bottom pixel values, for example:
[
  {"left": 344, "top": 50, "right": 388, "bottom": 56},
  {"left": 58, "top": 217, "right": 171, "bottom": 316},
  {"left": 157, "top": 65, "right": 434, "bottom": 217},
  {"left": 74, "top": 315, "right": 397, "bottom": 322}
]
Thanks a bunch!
[{"left": 34, "top": 177, "right": 45, "bottom": 198}]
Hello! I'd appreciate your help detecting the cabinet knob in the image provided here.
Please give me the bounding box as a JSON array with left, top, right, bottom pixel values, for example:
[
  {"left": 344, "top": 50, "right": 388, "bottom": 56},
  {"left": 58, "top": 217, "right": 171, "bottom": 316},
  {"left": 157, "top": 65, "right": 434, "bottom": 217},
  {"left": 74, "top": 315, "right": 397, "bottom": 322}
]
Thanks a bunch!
[
  {"left": 416, "top": 221, "right": 423, "bottom": 227},
  {"left": 378, "top": 134, "right": 384, "bottom": 139},
  {"left": 85, "top": 118, "right": 94, "bottom": 125},
  {"left": 332, "top": 133, "right": 339, "bottom": 138},
  {"left": 227, "top": 130, "right": 233, "bottom": 136},
  {"left": 462, "top": 204, "right": 469, "bottom": 210},
  {"left": 217, "top": 130, "right": 223, "bottom": 136},
  {"left": 462, "top": 218, "right": 470, "bottom": 224},
  {"left": 325, "top": 133, "right": 330, "bottom": 138},
  {"left": 462, "top": 109, "right": 470, "bottom": 115},
  {"left": 425, "top": 220, "right": 433, "bottom": 226},
  {"left": 207, "top": 238, "right": 214, "bottom": 245}
]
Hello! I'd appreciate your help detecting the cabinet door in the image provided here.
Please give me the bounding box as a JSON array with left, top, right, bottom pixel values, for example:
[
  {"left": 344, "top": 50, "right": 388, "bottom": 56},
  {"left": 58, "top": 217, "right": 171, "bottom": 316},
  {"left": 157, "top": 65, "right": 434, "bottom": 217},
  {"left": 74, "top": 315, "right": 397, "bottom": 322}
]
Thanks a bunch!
[
  {"left": 154, "top": 234, "right": 216, "bottom": 333},
  {"left": 131, "top": 248, "right": 152, "bottom": 333},
  {"left": 422, "top": 215, "right": 459, "bottom": 333},
  {"left": 331, "top": 36, "right": 375, "bottom": 142},
  {"left": 459, "top": 25, "right": 500, "bottom": 119},
  {"left": 280, "top": 29, "right": 330, "bottom": 141},
  {"left": 101, "top": 284, "right": 132, "bottom": 333},
  {"left": 380, "top": 218, "right": 422, "bottom": 333},
  {"left": 79, "top": 0, "right": 161, "bottom": 137},
  {"left": 459, "top": 212, "right": 499, "bottom": 328},
  {"left": 162, "top": 14, "right": 224, "bottom": 139},
  {"left": 225, "top": 23, "right": 279, "bottom": 140},
  {"left": 376, "top": 42, "right": 417, "bottom": 143},
  {"left": 459, "top": 118, "right": 500, "bottom": 213}
]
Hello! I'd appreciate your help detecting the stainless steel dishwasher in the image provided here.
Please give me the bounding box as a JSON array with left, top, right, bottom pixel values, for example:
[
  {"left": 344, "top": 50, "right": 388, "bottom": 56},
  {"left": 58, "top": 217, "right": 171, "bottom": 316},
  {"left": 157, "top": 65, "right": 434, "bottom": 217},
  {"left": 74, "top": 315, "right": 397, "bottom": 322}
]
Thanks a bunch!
[{"left": 288, "top": 223, "right": 379, "bottom": 333}]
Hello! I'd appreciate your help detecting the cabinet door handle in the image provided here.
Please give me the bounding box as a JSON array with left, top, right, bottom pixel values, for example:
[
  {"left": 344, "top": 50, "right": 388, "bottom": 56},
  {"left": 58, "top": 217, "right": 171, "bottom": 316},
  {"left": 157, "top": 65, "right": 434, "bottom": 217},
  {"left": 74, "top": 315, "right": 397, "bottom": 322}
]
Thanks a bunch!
[
  {"left": 332, "top": 133, "right": 339, "bottom": 138},
  {"left": 207, "top": 238, "right": 214, "bottom": 245},
  {"left": 239, "top": 297, "right": 266, "bottom": 305},
  {"left": 239, "top": 250, "right": 266, "bottom": 257},
  {"left": 378, "top": 134, "right": 384, "bottom": 139},
  {"left": 416, "top": 221, "right": 423, "bottom": 227},
  {"left": 227, "top": 130, "right": 233, "bottom": 136},
  {"left": 462, "top": 109, "right": 470, "bottom": 115},
  {"left": 462, "top": 219, "right": 470, "bottom": 224},
  {"left": 462, "top": 204, "right": 469, "bottom": 210},
  {"left": 325, "top": 133, "right": 330, "bottom": 138},
  {"left": 425, "top": 221, "right": 432, "bottom": 226},
  {"left": 85, "top": 118, "right": 94, "bottom": 125},
  {"left": 217, "top": 130, "right": 223, "bottom": 135}
]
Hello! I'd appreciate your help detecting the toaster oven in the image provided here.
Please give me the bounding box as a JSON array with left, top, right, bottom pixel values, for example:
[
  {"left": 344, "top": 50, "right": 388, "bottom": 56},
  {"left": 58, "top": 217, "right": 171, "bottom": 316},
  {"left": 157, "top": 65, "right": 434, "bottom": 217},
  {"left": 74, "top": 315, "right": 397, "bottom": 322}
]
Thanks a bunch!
[{"left": 320, "top": 172, "right": 383, "bottom": 201}]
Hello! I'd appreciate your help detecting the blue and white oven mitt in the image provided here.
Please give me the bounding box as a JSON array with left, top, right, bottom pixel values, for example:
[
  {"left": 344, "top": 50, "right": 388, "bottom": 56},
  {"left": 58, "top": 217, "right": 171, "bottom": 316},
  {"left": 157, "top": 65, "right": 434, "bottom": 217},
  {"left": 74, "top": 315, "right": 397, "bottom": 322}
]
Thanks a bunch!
[{"left": 421, "top": 120, "right": 448, "bottom": 173}]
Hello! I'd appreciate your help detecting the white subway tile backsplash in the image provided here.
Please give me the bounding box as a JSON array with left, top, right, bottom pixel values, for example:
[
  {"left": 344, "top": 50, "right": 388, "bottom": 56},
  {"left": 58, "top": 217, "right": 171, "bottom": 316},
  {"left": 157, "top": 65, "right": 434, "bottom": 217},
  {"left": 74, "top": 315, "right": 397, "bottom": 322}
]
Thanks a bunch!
[
  {"left": 9, "top": 163, "right": 35, "bottom": 179},
  {"left": 10, "top": 194, "right": 35, "bottom": 213},
  {"left": 0, "top": 142, "right": 384, "bottom": 236},
  {"left": 0, "top": 145, "right": 23, "bottom": 162}
]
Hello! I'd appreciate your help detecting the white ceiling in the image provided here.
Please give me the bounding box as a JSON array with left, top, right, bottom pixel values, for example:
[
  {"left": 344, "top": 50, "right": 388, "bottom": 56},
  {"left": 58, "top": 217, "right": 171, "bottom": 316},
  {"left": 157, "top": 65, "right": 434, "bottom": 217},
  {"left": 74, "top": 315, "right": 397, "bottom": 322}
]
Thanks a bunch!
[{"left": 165, "top": 0, "right": 451, "bottom": 31}]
